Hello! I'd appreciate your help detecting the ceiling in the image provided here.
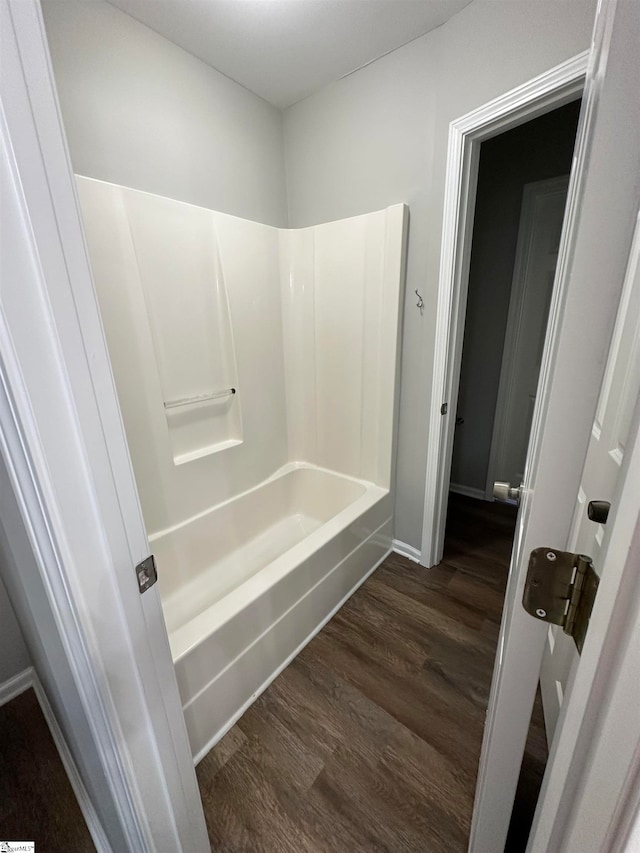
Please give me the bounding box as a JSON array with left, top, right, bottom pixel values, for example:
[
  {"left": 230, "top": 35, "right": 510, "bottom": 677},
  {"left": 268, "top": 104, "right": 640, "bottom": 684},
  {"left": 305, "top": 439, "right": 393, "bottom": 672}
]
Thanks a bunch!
[{"left": 106, "top": 0, "right": 473, "bottom": 109}]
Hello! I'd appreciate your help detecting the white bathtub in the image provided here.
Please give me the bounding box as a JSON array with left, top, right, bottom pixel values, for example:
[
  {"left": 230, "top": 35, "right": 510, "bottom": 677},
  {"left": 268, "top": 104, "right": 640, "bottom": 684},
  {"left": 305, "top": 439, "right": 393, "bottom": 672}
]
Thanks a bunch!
[{"left": 152, "top": 463, "right": 392, "bottom": 761}]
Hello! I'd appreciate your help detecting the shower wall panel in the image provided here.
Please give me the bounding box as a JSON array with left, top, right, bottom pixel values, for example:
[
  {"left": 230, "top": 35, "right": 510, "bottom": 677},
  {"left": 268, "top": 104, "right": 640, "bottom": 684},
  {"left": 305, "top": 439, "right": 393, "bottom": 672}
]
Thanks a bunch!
[
  {"left": 124, "top": 190, "right": 242, "bottom": 465},
  {"left": 78, "top": 175, "right": 406, "bottom": 538},
  {"left": 278, "top": 226, "right": 317, "bottom": 464},
  {"left": 78, "top": 177, "right": 288, "bottom": 535},
  {"left": 281, "top": 206, "right": 406, "bottom": 488}
]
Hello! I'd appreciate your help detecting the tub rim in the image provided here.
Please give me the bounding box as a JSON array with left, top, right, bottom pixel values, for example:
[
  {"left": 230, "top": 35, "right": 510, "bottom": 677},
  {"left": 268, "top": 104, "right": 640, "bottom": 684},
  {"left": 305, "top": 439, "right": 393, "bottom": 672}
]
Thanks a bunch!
[
  {"left": 149, "top": 460, "right": 378, "bottom": 543},
  {"left": 165, "top": 477, "right": 388, "bottom": 662}
]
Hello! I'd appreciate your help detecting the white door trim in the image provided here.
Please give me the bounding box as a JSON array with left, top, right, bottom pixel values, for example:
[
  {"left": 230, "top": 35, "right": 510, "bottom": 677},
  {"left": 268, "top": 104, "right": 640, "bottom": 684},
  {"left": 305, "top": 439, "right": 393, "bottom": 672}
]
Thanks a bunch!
[
  {"left": 420, "top": 52, "right": 588, "bottom": 568},
  {"left": 484, "top": 174, "right": 570, "bottom": 501},
  {"left": 1, "top": 1, "right": 209, "bottom": 849}
]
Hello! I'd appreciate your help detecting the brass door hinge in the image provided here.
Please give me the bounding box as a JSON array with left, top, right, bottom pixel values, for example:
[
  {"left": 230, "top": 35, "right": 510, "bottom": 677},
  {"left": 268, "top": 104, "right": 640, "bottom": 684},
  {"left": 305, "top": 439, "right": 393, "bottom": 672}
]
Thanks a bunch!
[{"left": 523, "top": 547, "right": 599, "bottom": 654}]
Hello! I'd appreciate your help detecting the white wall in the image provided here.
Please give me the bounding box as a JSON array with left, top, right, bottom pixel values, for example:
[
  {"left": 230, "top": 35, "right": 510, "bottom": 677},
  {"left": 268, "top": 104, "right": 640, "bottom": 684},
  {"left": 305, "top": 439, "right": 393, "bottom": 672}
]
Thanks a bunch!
[
  {"left": 43, "top": 0, "right": 598, "bottom": 551},
  {"left": 283, "top": 0, "right": 597, "bottom": 550},
  {"left": 0, "top": 573, "right": 30, "bottom": 685},
  {"left": 42, "top": 0, "right": 288, "bottom": 227}
]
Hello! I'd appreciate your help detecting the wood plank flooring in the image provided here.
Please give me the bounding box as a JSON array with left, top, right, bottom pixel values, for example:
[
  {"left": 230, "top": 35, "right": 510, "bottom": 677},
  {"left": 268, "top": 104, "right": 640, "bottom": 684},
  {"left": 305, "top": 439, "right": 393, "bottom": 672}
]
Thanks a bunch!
[
  {"left": 0, "top": 687, "right": 95, "bottom": 852},
  {"left": 197, "top": 494, "right": 548, "bottom": 852},
  {"left": 0, "top": 495, "right": 545, "bottom": 851}
]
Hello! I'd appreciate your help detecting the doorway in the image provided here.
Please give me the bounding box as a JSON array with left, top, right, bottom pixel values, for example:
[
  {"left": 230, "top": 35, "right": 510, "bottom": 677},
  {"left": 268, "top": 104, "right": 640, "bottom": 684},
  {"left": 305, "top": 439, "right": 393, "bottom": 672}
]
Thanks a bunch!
[
  {"left": 442, "top": 98, "right": 582, "bottom": 848},
  {"left": 420, "top": 54, "right": 588, "bottom": 571},
  {"left": 450, "top": 100, "right": 580, "bottom": 505}
]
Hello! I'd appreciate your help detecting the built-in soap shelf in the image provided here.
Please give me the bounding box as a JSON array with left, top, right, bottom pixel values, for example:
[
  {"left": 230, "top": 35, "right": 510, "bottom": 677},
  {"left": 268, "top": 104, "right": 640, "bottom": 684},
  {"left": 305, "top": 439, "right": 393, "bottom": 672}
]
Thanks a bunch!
[
  {"left": 171, "top": 435, "right": 243, "bottom": 467},
  {"left": 119, "top": 188, "right": 243, "bottom": 466},
  {"left": 161, "top": 382, "right": 242, "bottom": 465},
  {"left": 165, "top": 387, "right": 242, "bottom": 466}
]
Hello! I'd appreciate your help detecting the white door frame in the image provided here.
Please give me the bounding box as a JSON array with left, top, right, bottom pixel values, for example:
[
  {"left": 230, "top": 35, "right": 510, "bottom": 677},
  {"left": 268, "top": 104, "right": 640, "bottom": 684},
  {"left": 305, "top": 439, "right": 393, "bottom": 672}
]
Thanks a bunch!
[
  {"left": 1, "top": 1, "right": 209, "bottom": 849},
  {"left": 484, "top": 174, "right": 570, "bottom": 501},
  {"left": 420, "top": 53, "right": 588, "bottom": 568}
]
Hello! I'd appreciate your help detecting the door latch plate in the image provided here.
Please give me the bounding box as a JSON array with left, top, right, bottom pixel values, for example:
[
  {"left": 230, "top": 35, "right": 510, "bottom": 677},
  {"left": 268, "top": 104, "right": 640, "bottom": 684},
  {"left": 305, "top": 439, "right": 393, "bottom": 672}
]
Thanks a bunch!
[
  {"left": 136, "top": 554, "right": 158, "bottom": 594},
  {"left": 523, "top": 547, "right": 599, "bottom": 654}
]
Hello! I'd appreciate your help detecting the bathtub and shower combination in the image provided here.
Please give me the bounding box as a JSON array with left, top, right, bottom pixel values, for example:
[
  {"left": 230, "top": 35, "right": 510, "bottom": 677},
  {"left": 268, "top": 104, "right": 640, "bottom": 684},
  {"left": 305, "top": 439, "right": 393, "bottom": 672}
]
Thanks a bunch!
[{"left": 78, "top": 177, "right": 407, "bottom": 761}]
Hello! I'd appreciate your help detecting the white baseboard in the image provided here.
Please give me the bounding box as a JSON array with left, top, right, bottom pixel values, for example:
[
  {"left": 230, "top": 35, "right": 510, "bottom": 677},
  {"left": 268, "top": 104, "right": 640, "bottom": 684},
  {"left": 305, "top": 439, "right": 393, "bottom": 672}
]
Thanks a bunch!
[
  {"left": 392, "top": 538, "right": 422, "bottom": 563},
  {"left": 449, "top": 482, "right": 487, "bottom": 501},
  {"left": 0, "top": 665, "right": 34, "bottom": 706},
  {"left": 0, "top": 666, "right": 111, "bottom": 852}
]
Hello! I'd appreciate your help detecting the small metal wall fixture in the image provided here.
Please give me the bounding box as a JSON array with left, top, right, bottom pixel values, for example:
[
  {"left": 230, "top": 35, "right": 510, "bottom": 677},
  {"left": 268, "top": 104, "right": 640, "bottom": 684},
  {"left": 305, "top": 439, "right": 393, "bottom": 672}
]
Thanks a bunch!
[
  {"left": 415, "top": 289, "right": 424, "bottom": 315},
  {"left": 164, "top": 387, "right": 236, "bottom": 410}
]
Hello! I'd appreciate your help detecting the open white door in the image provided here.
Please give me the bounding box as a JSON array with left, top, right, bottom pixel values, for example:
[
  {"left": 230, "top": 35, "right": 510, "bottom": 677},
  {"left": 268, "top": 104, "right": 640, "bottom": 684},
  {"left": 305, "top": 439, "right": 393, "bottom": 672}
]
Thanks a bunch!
[
  {"left": 470, "top": 0, "right": 640, "bottom": 849},
  {"left": 529, "top": 207, "right": 640, "bottom": 853},
  {"left": 1, "top": 1, "right": 209, "bottom": 849},
  {"left": 540, "top": 208, "right": 640, "bottom": 743}
]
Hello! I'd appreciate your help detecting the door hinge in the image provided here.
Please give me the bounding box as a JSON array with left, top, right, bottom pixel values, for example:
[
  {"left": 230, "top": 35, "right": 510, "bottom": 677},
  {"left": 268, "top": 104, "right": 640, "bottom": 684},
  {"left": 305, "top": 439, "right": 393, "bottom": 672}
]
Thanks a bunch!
[
  {"left": 440, "top": 402, "right": 448, "bottom": 415},
  {"left": 523, "top": 547, "right": 599, "bottom": 654},
  {"left": 136, "top": 554, "right": 158, "bottom": 594}
]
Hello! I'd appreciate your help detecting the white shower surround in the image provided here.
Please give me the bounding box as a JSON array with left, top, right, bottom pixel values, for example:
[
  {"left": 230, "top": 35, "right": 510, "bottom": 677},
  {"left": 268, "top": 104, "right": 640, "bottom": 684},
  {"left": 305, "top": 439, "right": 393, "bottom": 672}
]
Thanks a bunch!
[{"left": 77, "top": 176, "right": 407, "bottom": 759}]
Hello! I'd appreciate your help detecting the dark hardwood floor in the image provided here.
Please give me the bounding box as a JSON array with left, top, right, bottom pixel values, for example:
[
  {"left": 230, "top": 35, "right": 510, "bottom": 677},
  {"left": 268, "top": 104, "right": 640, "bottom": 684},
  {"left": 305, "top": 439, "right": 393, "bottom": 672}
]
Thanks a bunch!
[
  {"left": 197, "top": 493, "right": 548, "bottom": 852},
  {"left": 0, "top": 495, "right": 545, "bottom": 851},
  {"left": 0, "top": 687, "right": 95, "bottom": 852}
]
